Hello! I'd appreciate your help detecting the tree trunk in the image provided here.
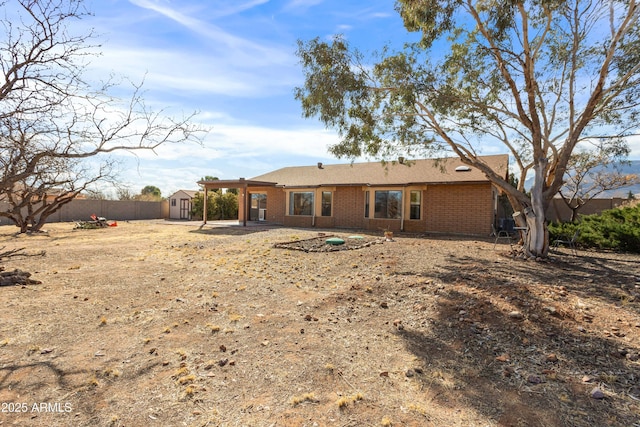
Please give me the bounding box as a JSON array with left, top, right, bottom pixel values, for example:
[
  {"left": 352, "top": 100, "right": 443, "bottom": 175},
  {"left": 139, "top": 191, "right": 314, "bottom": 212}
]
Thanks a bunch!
[
  {"left": 525, "top": 160, "right": 549, "bottom": 258},
  {"left": 570, "top": 208, "right": 578, "bottom": 223}
]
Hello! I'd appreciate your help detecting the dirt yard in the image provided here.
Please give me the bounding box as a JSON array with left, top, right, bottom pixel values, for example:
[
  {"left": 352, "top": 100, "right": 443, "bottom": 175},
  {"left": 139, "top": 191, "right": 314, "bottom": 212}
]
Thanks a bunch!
[{"left": 0, "top": 221, "right": 638, "bottom": 427}]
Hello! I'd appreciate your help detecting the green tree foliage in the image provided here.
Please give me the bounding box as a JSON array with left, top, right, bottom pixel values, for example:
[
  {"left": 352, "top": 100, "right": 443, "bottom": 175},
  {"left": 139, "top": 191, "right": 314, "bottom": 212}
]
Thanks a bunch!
[
  {"left": 138, "top": 185, "right": 162, "bottom": 201},
  {"left": 295, "top": 1, "right": 640, "bottom": 257},
  {"left": 191, "top": 191, "right": 238, "bottom": 220}
]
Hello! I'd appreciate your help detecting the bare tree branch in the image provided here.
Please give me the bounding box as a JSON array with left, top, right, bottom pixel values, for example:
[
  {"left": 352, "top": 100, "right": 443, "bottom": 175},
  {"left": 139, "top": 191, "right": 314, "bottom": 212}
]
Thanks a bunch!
[{"left": 0, "top": 0, "right": 206, "bottom": 232}]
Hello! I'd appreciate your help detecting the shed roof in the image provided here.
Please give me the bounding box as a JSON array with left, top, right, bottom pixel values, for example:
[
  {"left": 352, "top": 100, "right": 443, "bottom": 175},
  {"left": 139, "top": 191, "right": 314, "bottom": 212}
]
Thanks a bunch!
[
  {"left": 248, "top": 155, "right": 508, "bottom": 188},
  {"left": 169, "top": 190, "right": 199, "bottom": 198}
]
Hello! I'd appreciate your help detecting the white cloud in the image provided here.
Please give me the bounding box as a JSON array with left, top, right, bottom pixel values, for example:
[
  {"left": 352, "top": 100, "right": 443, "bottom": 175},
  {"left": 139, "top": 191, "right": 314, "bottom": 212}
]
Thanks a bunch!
[
  {"left": 110, "top": 122, "right": 345, "bottom": 194},
  {"left": 84, "top": 43, "right": 300, "bottom": 111},
  {"left": 127, "top": 121, "right": 340, "bottom": 162},
  {"left": 128, "top": 0, "right": 285, "bottom": 58},
  {"left": 628, "top": 134, "right": 640, "bottom": 159}
]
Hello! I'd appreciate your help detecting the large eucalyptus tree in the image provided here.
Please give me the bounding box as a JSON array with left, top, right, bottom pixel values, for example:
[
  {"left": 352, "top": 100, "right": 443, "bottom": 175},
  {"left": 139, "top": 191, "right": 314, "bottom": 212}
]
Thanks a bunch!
[{"left": 295, "top": 0, "right": 640, "bottom": 257}]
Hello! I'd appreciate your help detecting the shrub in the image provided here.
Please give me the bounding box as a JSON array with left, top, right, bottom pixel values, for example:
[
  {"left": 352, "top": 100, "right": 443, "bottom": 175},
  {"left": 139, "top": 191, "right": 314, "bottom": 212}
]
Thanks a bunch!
[
  {"left": 191, "top": 191, "right": 238, "bottom": 220},
  {"left": 549, "top": 203, "right": 640, "bottom": 253}
]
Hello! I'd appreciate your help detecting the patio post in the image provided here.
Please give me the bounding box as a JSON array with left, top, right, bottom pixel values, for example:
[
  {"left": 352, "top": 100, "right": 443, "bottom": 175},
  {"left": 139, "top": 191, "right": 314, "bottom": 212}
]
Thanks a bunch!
[
  {"left": 203, "top": 187, "right": 208, "bottom": 224},
  {"left": 241, "top": 178, "right": 248, "bottom": 227}
]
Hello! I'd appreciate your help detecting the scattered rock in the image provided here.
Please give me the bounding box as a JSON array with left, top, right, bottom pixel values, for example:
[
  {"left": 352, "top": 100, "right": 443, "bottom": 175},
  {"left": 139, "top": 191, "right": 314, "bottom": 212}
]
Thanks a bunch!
[
  {"left": 590, "top": 387, "right": 605, "bottom": 399},
  {"left": 508, "top": 311, "right": 524, "bottom": 320},
  {"left": 527, "top": 375, "right": 542, "bottom": 384},
  {"left": 496, "top": 354, "right": 510, "bottom": 363}
]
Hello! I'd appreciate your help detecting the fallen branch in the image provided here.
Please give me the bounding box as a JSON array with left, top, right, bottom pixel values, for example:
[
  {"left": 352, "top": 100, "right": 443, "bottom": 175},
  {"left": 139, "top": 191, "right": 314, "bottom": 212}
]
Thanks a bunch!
[
  {"left": 0, "top": 246, "right": 46, "bottom": 260},
  {"left": 0, "top": 267, "right": 42, "bottom": 286}
]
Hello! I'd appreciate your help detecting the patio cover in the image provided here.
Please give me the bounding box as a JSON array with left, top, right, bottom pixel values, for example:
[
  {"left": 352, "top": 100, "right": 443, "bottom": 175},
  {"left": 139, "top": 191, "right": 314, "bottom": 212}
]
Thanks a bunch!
[{"left": 196, "top": 178, "right": 277, "bottom": 226}]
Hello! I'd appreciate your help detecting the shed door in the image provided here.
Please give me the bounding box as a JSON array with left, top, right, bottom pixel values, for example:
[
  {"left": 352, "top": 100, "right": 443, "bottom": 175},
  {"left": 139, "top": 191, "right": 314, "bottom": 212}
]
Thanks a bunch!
[{"left": 180, "top": 199, "right": 191, "bottom": 219}]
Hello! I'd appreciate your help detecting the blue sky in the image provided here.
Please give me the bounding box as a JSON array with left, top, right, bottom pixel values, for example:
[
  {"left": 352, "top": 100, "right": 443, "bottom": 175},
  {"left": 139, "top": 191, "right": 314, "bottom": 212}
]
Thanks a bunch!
[
  {"left": 81, "top": 0, "right": 417, "bottom": 197},
  {"left": 77, "top": 1, "right": 640, "bottom": 197}
]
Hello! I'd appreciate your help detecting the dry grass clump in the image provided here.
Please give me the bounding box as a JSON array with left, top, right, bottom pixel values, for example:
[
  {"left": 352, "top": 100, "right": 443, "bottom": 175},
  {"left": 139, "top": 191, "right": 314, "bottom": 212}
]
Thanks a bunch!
[
  {"left": 290, "top": 392, "right": 319, "bottom": 406},
  {"left": 337, "top": 392, "right": 364, "bottom": 409}
]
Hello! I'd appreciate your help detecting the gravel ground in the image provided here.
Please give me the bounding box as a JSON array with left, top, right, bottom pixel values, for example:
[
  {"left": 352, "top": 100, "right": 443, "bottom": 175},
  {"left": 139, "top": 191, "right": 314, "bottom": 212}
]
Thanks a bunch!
[{"left": 0, "top": 221, "right": 638, "bottom": 427}]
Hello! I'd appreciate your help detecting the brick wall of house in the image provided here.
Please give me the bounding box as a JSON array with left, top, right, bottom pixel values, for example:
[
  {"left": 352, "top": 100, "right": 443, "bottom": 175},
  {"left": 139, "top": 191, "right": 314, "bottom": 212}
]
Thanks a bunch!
[
  {"left": 314, "top": 216, "right": 336, "bottom": 228},
  {"left": 240, "top": 183, "right": 493, "bottom": 236},
  {"left": 403, "top": 219, "right": 426, "bottom": 233},
  {"left": 333, "top": 187, "right": 366, "bottom": 229},
  {"left": 425, "top": 183, "right": 493, "bottom": 235},
  {"left": 267, "top": 189, "right": 286, "bottom": 223},
  {"left": 284, "top": 215, "right": 314, "bottom": 228},
  {"left": 246, "top": 187, "right": 286, "bottom": 224}
]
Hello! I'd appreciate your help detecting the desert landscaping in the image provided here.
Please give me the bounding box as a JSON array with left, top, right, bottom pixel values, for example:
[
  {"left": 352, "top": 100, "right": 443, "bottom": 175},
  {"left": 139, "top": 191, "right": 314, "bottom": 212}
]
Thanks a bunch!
[{"left": 0, "top": 221, "right": 639, "bottom": 427}]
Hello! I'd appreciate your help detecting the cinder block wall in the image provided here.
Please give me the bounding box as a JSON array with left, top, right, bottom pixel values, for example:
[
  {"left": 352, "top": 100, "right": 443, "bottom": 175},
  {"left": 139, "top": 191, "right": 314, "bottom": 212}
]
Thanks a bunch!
[
  {"left": 546, "top": 198, "right": 625, "bottom": 222},
  {"left": 0, "top": 200, "right": 168, "bottom": 225}
]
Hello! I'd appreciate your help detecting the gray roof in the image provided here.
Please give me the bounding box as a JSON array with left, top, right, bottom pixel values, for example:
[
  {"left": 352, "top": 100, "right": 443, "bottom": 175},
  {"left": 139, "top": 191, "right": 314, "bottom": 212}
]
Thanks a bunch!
[{"left": 249, "top": 155, "right": 509, "bottom": 188}]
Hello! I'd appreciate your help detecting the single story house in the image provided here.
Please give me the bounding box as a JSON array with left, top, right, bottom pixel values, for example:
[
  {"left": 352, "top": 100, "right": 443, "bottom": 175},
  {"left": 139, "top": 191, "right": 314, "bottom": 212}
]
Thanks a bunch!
[
  {"left": 198, "top": 155, "right": 509, "bottom": 236},
  {"left": 168, "top": 190, "right": 198, "bottom": 220}
]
